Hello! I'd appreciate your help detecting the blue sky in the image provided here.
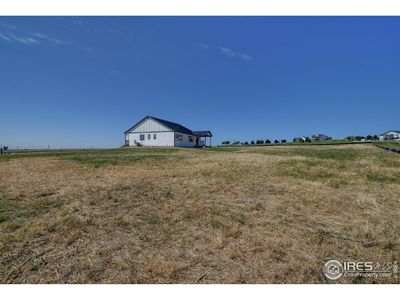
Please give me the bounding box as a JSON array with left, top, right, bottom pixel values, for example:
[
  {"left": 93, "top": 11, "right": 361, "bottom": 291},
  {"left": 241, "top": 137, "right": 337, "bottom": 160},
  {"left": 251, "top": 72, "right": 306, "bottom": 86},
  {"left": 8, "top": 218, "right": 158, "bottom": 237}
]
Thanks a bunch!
[{"left": 1, "top": 17, "right": 399, "bottom": 148}]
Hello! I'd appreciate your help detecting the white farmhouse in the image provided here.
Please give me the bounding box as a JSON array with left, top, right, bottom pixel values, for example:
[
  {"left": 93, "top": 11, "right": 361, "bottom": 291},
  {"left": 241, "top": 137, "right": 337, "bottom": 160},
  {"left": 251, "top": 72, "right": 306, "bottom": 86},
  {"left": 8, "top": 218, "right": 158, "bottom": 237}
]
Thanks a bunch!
[
  {"left": 379, "top": 130, "right": 400, "bottom": 141},
  {"left": 124, "top": 116, "right": 212, "bottom": 147}
]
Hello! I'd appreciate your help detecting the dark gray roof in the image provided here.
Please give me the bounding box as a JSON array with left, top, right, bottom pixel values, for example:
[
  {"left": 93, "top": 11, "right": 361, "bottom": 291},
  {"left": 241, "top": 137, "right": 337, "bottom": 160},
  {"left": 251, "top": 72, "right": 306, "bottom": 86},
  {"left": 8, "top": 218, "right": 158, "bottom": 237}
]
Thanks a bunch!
[
  {"left": 380, "top": 130, "right": 400, "bottom": 135},
  {"left": 125, "top": 116, "right": 212, "bottom": 136},
  {"left": 193, "top": 131, "right": 213, "bottom": 137},
  {"left": 150, "top": 116, "right": 194, "bottom": 135}
]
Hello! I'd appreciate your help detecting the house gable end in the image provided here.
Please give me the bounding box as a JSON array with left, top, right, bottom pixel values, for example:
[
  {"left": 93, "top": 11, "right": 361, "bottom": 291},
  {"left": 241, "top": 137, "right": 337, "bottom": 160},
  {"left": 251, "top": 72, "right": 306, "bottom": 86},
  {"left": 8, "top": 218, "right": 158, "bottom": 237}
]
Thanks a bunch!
[
  {"left": 125, "top": 117, "right": 172, "bottom": 134},
  {"left": 381, "top": 130, "right": 400, "bottom": 136}
]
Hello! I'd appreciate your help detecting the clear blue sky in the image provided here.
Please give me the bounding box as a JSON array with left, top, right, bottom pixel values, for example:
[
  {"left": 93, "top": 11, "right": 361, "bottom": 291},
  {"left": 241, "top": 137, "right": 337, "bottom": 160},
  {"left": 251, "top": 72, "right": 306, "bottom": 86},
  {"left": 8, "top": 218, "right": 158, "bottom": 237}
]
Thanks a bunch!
[{"left": 1, "top": 17, "right": 399, "bottom": 148}]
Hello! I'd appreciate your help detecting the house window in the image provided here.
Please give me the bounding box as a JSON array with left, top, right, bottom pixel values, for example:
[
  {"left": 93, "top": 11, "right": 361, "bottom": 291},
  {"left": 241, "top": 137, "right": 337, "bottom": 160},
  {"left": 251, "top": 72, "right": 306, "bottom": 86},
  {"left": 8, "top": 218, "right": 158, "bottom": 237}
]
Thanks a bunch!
[
  {"left": 153, "top": 134, "right": 157, "bottom": 139},
  {"left": 139, "top": 134, "right": 145, "bottom": 141},
  {"left": 189, "top": 135, "right": 193, "bottom": 142},
  {"left": 175, "top": 134, "right": 183, "bottom": 141},
  {"left": 148, "top": 134, "right": 151, "bottom": 140}
]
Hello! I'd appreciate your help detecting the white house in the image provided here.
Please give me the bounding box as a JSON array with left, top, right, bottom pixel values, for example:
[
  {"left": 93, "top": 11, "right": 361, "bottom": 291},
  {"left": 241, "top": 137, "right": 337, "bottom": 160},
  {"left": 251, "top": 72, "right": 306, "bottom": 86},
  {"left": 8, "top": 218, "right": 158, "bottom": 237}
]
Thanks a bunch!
[
  {"left": 293, "top": 136, "right": 307, "bottom": 142},
  {"left": 310, "top": 134, "right": 331, "bottom": 141},
  {"left": 124, "top": 116, "right": 212, "bottom": 147},
  {"left": 379, "top": 130, "right": 400, "bottom": 141}
]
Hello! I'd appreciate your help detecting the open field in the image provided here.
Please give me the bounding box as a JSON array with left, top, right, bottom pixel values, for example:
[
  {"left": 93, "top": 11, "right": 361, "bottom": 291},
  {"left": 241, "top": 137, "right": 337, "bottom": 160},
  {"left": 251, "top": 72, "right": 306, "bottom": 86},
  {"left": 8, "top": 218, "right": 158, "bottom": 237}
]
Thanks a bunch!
[{"left": 0, "top": 144, "right": 399, "bottom": 283}]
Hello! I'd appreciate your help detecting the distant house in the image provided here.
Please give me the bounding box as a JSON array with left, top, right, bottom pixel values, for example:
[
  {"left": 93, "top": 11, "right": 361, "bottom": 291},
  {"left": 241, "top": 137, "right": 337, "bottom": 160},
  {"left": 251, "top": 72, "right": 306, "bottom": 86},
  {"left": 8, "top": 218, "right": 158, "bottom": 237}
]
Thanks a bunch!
[
  {"left": 379, "top": 130, "right": 400, "bottom": 141},
  {"left": 311, "top": 134, "right": 331, "bottom": 141},
  {"left": 293, "top": 136, "right": 307, "bottom": 142},
  {"left": 124, "top": 116, "right": 212, "bottom": 147}
]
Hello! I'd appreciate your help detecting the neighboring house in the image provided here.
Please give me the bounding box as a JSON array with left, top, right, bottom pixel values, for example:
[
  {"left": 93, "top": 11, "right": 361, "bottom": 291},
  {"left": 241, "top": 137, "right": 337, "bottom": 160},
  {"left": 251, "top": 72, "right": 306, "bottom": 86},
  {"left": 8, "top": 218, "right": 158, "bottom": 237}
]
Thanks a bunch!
[
  {"left": 293, "top": 136, "right": 307, "bottom": 142},
  {"left": 311, "top": 134, "right": 331, "bottom": 141},
  {"left": 124, "top": 116, "right": 212, "bottom": 147},
  {"left": 379, "top": 130, "right": 400, "bottom": 141}
]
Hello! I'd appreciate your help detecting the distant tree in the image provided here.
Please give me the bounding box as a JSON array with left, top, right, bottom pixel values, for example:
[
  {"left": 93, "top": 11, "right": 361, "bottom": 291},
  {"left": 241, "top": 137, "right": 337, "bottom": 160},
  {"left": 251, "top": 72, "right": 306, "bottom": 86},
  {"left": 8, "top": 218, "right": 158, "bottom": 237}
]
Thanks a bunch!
[
  {"left": 256, "top": 139, "right": 264, "bottom": 144},
  {"left": 265, "top": 139, "right": 271, "bottom": 144},
  {"left": 292, "top": 138, "right": 297, "bottom": 142},
  {"left": 250, "top": 140, "right": 255, "bottom": 145},
  {"left": 274, "top": 139, "right": 280, "bottom": 144},
  {"left": 366, "top": 135, "right": 373, "bottom": 140},
  {"left": 373, "top": 135, "right": 379, "bottom": 140},
  {"left": 232, "top": 140, "right": 240, "bottom": 145},
  {"left": 244, "top": 141, "right": 249, "bottom": 145},
  {"left": 305, "top": 137, "right": 311, "bottom": 143},
  {"left": 221, "top": 140, "right": 230, "bottom": 145},
  {"left": 281, "top": 139, "right": 287, "bottom": 143}
]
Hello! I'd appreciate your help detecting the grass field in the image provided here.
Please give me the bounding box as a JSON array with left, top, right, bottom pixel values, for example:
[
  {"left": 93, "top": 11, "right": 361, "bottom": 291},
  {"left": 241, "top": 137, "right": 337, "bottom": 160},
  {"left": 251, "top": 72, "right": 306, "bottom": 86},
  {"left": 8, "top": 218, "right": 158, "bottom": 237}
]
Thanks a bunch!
[
  {"left": 374, "top": 141, "right": 400, "bottom": 151},
  {"left": 0, "top": 144, "right": 399, "bottom": 283}
]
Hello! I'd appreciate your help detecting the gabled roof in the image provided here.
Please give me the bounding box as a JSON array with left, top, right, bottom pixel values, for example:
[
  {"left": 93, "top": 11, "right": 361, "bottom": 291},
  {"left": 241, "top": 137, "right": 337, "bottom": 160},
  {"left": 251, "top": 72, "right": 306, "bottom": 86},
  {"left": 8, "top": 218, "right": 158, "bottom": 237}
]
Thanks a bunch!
[
  {"left": 380, "top": 130, "right": 400, "bottom": 135},
  {"left": 124, "top": 116, "right": 194, "bottom": 135}
]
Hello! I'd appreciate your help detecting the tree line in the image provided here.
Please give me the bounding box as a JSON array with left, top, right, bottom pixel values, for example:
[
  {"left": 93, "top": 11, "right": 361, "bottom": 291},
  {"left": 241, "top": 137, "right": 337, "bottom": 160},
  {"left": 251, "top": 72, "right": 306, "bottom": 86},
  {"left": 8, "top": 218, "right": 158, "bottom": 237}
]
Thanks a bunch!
[
  {"left": 222, "top": 139, "right": 286, "bottom": 145},
  {"left": 221, "top": 134, "right": 380, "bottom": 145}
]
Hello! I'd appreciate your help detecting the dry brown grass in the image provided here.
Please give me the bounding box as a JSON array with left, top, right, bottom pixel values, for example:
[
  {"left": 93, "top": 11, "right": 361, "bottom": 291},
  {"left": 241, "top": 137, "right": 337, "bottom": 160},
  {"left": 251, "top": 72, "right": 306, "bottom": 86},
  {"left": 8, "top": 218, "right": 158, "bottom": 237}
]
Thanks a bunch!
[{"left": 0, "top": 144, "right": 399, "bottom": 283}]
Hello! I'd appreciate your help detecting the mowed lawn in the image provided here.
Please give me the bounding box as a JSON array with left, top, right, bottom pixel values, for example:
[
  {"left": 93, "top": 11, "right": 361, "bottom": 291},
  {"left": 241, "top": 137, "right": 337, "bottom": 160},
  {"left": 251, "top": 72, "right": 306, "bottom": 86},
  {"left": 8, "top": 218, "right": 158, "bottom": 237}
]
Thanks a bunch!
[{"left": 0, "top": 144, "right": 399, "bottom": 283}]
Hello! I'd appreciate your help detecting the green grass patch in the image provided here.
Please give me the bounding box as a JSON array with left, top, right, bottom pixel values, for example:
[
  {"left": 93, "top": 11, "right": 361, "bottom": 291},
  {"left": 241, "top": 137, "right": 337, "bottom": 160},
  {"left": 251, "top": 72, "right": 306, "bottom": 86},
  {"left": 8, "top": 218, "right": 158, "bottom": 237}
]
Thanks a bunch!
[
  {"left": 298, "top": 149, "right": 360, "bottom": 160},
  {"left": 199, "top": 147, "right": 238, "bottom": 153},
  {"left": 211, "top": 219, "right": 222, "bottom": 229},
  {"left": 69, "top": 154, "right": 172, "bottom": 167},
  {"left": 148, "top": 215, "right": 159, "bottom": 225},
  {"left": 254, "top": 148, "right": 360, "bottom": 161},
  {"left": 374, "top": 141, "right": 400, "bottom": 149},
  {"left": 366, "top": 172, "right": 400, "bottom": 184},
  {"left": 16, "top": 198, "right": 65, "bottom": 218},
  {"left": 277, "top": 159, "right": 345, "bottom": 184},
  {"left": 280, "top": 167, "right": 334, "bottom": 182},
  {"left": 115, "top": 216, "right": 130, "bottom": 228},
  {"left": 0, "top": 212, "right": 9, "bottom": 223},
  {"left": 0, "top": 147, "right": 184, "bottom": 167}
]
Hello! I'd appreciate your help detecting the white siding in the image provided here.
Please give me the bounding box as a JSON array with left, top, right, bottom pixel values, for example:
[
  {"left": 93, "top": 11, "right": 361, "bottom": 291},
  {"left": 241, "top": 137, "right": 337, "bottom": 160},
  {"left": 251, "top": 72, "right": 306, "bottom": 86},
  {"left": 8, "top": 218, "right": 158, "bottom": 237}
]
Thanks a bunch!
[
  {"left": 125, "top": 117, "right": 204, "bottom": 147},
  {"left": 380, "top": 131, "right": 400, "bottom": 141},
  {"left": 129, "top": 118, "right": 170, "bottom": 133},
  {"left": 174, "top": 132, "right": 198, "bottom": 147},
  {"left": 126, "top": 131, "right": 174, "bottom": 147}
]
